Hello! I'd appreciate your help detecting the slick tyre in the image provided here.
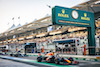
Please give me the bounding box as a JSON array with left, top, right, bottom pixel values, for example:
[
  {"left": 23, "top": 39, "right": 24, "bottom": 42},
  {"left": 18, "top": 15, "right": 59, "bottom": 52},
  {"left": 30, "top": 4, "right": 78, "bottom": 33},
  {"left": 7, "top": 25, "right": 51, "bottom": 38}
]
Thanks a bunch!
[
  {"left": 55, "top": 59, "right": 60, "bottom": 64},
  {"left": 10, "top": 54, "right": 13, "bottom": 56},
  {"left": 37, "top": 57, "right": 42, "bottom": 62}
]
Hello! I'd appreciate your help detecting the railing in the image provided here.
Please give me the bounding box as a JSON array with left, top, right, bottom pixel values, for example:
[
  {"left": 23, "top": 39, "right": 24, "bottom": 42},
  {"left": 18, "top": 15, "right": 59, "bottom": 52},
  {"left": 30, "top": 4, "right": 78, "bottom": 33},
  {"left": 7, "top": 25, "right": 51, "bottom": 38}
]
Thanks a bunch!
[
  {"left": 18, "top": 47, "right": 100, "bottom": 55},
  {"left": 55, "top": 47, "right": 100, "bottom": 55}
]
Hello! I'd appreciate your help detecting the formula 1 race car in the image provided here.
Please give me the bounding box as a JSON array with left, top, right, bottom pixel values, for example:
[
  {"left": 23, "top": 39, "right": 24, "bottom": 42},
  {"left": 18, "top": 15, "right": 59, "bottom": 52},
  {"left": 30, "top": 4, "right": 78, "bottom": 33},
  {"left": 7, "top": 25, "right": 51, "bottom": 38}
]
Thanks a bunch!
[
  {"left": 37, "top": 52, "right": 55, "bottom": 63},
  {"left": 10, "top": 51, "right": 24, "bottom": 57},
  {"left": 37, "top": 52, "right": 79, "bottom": 65},
  {"left": 54, "top": 57, "right": 79, "bottom": 65}
]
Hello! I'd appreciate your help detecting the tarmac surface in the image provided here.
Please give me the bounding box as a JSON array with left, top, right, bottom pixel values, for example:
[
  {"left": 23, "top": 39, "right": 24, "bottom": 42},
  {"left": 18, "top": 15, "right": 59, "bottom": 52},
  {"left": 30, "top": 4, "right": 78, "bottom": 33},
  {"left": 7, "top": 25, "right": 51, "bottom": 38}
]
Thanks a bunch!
[
  {"left": 0, "top": 58, "right": 37, "bottom": 67},
  {"left": 21, "top": 56, "right": 100, "bottom": 67},
  {"left": 0, "top": 55, "right": 100, "bottom": 67}
]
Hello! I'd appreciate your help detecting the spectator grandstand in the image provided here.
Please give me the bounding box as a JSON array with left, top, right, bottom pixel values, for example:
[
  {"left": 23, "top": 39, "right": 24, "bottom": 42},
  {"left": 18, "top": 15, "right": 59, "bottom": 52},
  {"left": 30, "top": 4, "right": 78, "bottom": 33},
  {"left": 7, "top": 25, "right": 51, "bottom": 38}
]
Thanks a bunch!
[{"left": 0, "top": 0, "right": 100, "bottom": 55}]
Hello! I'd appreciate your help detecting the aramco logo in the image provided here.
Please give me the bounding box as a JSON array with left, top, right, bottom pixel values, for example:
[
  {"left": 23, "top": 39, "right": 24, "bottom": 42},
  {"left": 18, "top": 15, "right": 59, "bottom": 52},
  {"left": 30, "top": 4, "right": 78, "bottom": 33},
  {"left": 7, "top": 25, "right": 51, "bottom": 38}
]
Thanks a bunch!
[
  {"left": 58, "top": 9, "right": 69, "bottom": 18},
  {"left": 81, "top": 13, "right": 90, "bottom": 21}
]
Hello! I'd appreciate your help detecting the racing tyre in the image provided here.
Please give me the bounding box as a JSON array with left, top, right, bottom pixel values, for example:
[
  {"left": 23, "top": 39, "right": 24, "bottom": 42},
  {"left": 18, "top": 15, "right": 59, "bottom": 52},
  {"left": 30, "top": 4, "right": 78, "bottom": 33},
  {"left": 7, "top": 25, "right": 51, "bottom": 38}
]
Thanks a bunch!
[
  {"left": 37, "top": 57, "right": 42, "bottom": 62},
  {"left": 55, "top": 59, "right": 60, "bottom": 64},
  {"left": 10, "top": 54, "right": 13, "bottom": 56}
]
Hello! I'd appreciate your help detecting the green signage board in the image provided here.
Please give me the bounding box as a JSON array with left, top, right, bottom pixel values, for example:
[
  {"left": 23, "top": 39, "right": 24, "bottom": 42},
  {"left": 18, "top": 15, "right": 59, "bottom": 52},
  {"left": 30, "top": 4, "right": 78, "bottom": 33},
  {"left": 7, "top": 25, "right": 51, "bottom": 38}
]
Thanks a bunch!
[
  {"left": 52, "top": 6, "right": 94, "bottom": 27},
  {"left": 52, "top": 6, "right": 96, "bottom": 55}
]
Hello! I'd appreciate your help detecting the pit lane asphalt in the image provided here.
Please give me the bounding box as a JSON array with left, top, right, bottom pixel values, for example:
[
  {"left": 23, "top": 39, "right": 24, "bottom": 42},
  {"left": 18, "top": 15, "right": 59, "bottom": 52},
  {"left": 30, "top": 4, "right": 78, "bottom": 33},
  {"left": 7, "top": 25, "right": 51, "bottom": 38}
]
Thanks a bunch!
[
  {"left": 1, "top": 55, "right": 100, "bottom": 67},
  {"left": 0, "top": 55, "right": 73, "bottom": 67},
  {"left": 21, "top": 56, "right": 100, "bottom": 67},
  {"left": 0, "top": 58, "right": 37, "bottom": 67}
]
